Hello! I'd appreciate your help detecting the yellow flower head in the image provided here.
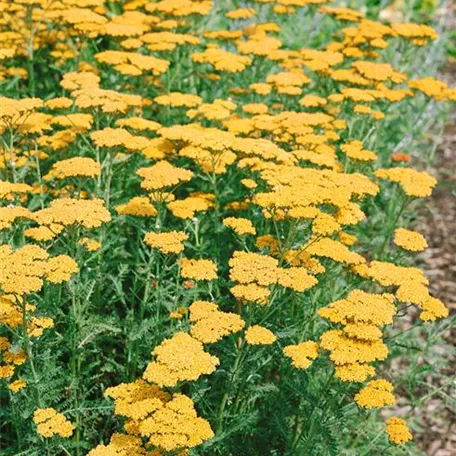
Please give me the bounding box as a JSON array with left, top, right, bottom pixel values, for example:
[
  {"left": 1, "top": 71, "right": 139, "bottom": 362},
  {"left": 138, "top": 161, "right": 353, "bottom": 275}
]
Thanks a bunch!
[
  {"left": 229, "top": 251, "right": 279, "bottom": 286},
  {"left": 386, "top": 417, "right": 413, "bottom": 445},
  {"left": 116, "top": 197, "right": 158, "bottom": 217},
  {"left": 139, "top": 393, "right": 214, "bottom": 451},
  {"left": 283, "top": 341, "right": 319, "bottom": 370},
  {"left": 394, "top": 228, "right": 427, "bottom": 252},
  {"left": 33, "top": 198, "right": 111, "bottom": 229},
  {"left": 181, "top": 258, "right": 217, "bottom": 281},
  {"left": 44, "top": 157, "right": 101, "bottom": 179},
  {"left": 375, "top": 167, "right": 437, "bottom": 197},
  {"left": 33, "top": 408, "right": 74, "bottom": 438},
  {"left": 143, "top": 332, "right": 219, "bottom": 387},
  {"left": 245, "top": 325, "right": 277, "bottom": 345},
  {"left": 137, "top": 161, "right": 194, "bottom": 190},
  {"left": 230, "top": 283, "right": 271, "bottom": 305},
  {"left": 354, "top": 379, "right": 395, "bottom": 408},
  {"left": 144, "top": 231, "right": 188, "bottom": 254},
  {"left": 223, "top": 217, "right": 256, "bottom": 235},
  {"left": 189, "top": 301, "right": 245, "bottom": 343}
]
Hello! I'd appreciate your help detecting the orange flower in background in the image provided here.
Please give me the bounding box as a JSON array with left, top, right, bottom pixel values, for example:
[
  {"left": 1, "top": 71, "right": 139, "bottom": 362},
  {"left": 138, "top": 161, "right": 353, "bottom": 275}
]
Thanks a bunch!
[{"left": 391, "top": 152, "right": 411, "bottom": 163}]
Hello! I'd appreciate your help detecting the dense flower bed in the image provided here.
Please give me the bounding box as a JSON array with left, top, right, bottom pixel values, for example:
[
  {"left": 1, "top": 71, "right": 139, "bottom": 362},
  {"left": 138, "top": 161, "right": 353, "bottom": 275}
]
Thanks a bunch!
[{"left": 0, "top": 0, "right": 454, "bottom": 454}]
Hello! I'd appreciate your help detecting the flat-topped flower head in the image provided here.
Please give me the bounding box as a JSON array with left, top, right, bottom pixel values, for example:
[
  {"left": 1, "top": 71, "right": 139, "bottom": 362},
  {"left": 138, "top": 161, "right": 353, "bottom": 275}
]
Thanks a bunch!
[
  {"left": 394, "top": 228, "right": 427, "bottom": 252},
  {"left": 155, "top": 92, "right": 202, "bottom": 108},
  {"left": 189, "top": 301, "right": 245, "bottom": 343},
  {"left": 229, "top": 251, "right": 279, "bottom": 286},
  {"left": 245, "top": 325, "right": 277, "bottom": 345},
  {"left": 386, "top": 417, "right": 413, "bottom": 445},
  {"left": 104, "top": 379, "right": 170, "bottom": 421},
  {"left": 283, "top": 341, "right": 319, "bottom": 370},
  {"left": 33, "top": 198, "right": 111, "bottom": 229},
  {"left": 318, "top": 290, "right": 397, "bottom": 327},
  {"left": 167, "top": 194, "right": 215, "bottom": 219},
  {"left": 320, "top": 329, "right": 388, "bottom": 365},
  {"left": 144, "top": 231, "right": 188, "bottom": 254},
  {"left": 354, "top": 379, "right": 396, "bottom": 408},
  {"left": 230, "top": 283, "right": 271, "bottom": 305},
  {"left": 277, "top": 267, "right": 318, "bottom": 292},
  {"left": 33, "top": 408, "right": 74, "bottom": 438},
  {"left": 335, "top": 363, "right": 376, "bottom": 383},
  {"left": 181, "top": 258, "right": 217, "bottom": 281},
  {"left": 0, "top": 245, "right": 78, "bottom": 296},
  {"left": 0, "top": 182, "right": 32, "bottom": 201},
  {"left": 116, "top": 197, "right": 158, "bottom": 217},
  {"left": 137, "top": 161, "right": 194, "bottom": 190},
  {"left": 223, "top": 217, "right": 256, "bottom": 235},
  {"left": 143, "top": 332, "right": 219, "bottom": 387},
  {"left": 139, "top": 393, "right": 214, "bottom": 451},
  {"left": 375, "top": 167, "right": 437, "bottom": 197},
  {"left": 44, "top": 157, "right": 101, "bottom": 180},
  {"left": 191, "top": 47, "right": 252, "bottom": 73}
]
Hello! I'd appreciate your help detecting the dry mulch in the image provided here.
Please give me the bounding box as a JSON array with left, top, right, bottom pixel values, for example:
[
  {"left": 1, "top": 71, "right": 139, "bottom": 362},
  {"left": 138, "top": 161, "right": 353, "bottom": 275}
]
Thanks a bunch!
[{"left": 414, "top": 78, "right": 456, "bottom": 455}]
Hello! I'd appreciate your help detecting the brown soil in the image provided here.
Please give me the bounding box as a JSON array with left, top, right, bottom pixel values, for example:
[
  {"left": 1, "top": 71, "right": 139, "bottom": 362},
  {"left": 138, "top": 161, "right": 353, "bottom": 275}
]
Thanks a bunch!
[{"left": 414, "top": 66, "right": 456, "bottom": 455}]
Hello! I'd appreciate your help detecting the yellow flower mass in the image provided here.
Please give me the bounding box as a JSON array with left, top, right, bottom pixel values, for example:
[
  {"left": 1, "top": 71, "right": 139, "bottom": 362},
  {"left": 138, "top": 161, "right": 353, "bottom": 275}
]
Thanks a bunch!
[
  {"left": 354, "top": 379, "right": 396, "bottom": 408},
  {"left": 394, "top": 228, "right": 428, "bottom": 252},
  {"left": 0, "top": 1, "right": 452, "bottom": 453},
  {"left": 386, "top": 417, "right": 413, "bottom": 445},
  {"left": 189, "top": 301, "right": 245, "bottom": 344},
  {"left": 283, "top": 341, "right": 319, "bottom": 370},
  {"left": 245, "top": 325, "right": 277, "bottom": 345},
  {"left": 143, "top": 332, "right": 219, "bottom": 387},
  {"left": 180, "top": 258, "right": 218, "bottom": 281},
  {"left": 144, "top": 231, "right": 188, "bottom": 254},
  {"left": 33, "top": 408, "right": 74, "bottom": 438},
  {"left": 137, "top": 161, "right": 194, "bottom": 190},
  {"left": 223, "top": 217, "right": 256, "bottom": 235}
]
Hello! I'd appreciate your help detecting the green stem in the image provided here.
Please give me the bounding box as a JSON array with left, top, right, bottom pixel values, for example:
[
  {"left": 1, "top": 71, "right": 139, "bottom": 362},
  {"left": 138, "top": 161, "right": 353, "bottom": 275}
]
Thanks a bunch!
[
  {"left": 69, "top": 278, "right": 81, "bottom": 456},
  {"left": 128, "top": 248, "right": 155, "bottom": 380},
  {"left": 21, "top": 300, "right": 51, "bottom": 456},
  {"left": 216, "top": 341, "right": 246, "bottom": 435}
]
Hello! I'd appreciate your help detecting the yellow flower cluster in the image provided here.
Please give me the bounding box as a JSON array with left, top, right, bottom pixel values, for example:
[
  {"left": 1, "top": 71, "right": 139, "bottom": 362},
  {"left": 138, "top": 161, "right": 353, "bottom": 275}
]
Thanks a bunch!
[
  {"left": 354, "top": 379, "right": 396, "bottom": 409},
  {"left": 137, "top": 161, "right": 194, "bottom": 191},
  {"left": 167, "top": 194, "right": 215, "bottom": 219},
  {"left": 375, "top": 167, "right": 437, "bottom": 197},
  {"left": 223, "top": 217, "right": 256, "bottom": 235},
  {"left": 386, "top": 417, "right": 413, "bottom": 445},
  {"left": 340, "top": 140, "right": 377, "bottom": 162},
  {"left": 394, "top": 228, "right": 427, "bottom": 252},
  {"left": 319, "top": 290, "right": 395, "bottom": 382},
  {"left": 33, "top": 408, "right": 74, "bottom": 438},
  {"left": 77, "top": 237, "right": 100, "bottom": 252},
  {"left": 139, "top": 394, "right": 214, "bottom": 451},
  {"left": 229, "top": 252, "right": 279, "bottom": 286},
  {"left": 283, "top": 341, "right": 319, "bottom": 370},
  {"left": 0, "top": 245, "right": 78, "bottom": 296},
  {"left": 143, "top": 332, "right": 219, "bottom": 387},
  {"left": 95, "top": 50, "right": 169, "bottom": 76},
  {"left": 97, "top": 379, "right": 213, "bottom": 453},
  {"left": 354, "top": 261, "right": 448, "bottom": 322},
  {"left": 191, "top": 47, "right": 252, "bottom": 73},
  {"left": 0, "top": 336, "right": 26, "bottom": 380},
  {"left": 44, "top": 157, "right": 101, "bottom": 180},
  {"left": 180, "top": 258, "right": 217, "bottom": 281},
  {"left": 0, "top": 181, "right": 32, "bottom": 200},
  {"left": 245, "top": 325, "right": 277, "bottom": 345},
  {"left": 144, "top": 231, "right": 188, "bottom": 254},
  {"left": 189, "top": 301, "right": 245, "bottom": 344},
  {"left": 116, "top": 197, "right": 158, "bottom": 217},
  {"left": 155, "top": 92, "right": 202, "bottom": 108}
]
